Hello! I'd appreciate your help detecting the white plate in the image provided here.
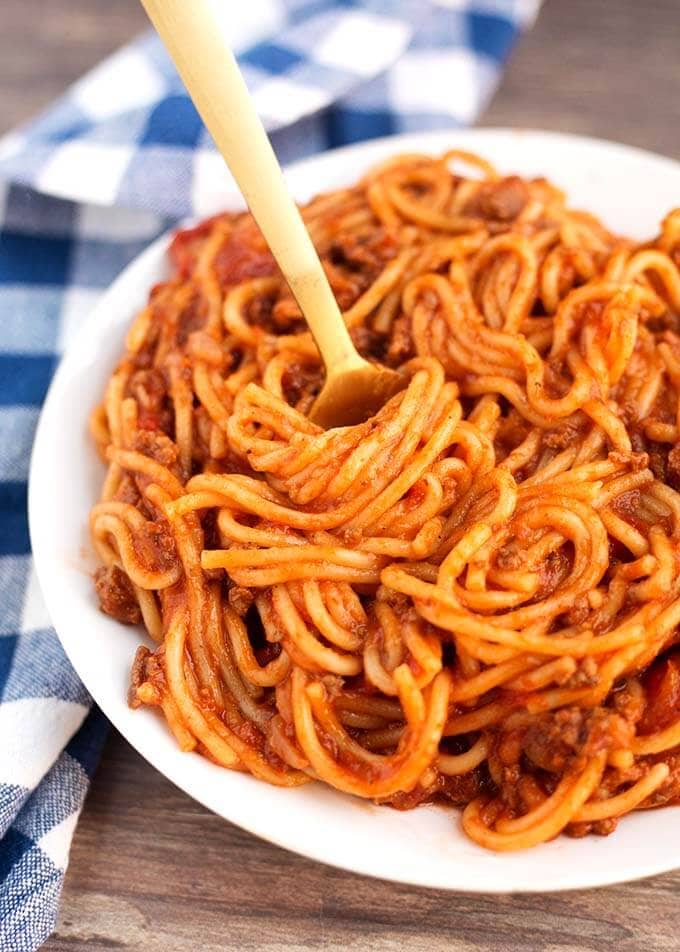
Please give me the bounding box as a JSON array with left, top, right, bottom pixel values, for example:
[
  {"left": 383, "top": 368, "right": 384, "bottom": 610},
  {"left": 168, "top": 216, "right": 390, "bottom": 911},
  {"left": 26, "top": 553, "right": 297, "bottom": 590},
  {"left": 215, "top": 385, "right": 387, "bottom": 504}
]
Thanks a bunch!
[{"left": 29, "top": 129, "right": 680, "bottom": 892}]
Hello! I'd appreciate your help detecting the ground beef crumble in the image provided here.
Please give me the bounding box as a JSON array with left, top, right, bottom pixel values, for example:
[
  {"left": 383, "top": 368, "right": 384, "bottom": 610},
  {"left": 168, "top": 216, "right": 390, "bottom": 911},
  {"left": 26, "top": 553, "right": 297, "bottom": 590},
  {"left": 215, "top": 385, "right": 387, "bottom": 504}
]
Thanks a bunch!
[{"left": 94, "top": 565, "right": 141, "bottom": 625}]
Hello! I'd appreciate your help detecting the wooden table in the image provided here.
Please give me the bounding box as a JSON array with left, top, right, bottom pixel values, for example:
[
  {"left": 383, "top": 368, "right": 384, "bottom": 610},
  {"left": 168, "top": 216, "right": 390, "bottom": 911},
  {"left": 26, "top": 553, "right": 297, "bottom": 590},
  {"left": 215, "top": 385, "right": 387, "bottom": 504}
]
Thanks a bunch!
[{"left": 3, "top": 0, "right": 679, "bottom": 947}]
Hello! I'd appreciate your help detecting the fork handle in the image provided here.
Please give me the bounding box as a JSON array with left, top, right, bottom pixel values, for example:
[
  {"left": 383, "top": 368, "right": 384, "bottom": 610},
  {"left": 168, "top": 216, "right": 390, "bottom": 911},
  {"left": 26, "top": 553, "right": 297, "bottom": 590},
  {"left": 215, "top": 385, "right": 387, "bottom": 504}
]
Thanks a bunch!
[{"left": 140, "top": 0, "right": 364, "bottom": 371}]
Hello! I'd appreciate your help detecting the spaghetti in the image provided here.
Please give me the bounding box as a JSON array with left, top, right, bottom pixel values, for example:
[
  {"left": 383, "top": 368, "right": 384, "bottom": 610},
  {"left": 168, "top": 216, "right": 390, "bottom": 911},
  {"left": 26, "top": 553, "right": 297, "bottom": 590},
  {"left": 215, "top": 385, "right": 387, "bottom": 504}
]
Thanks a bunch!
[{"left": 90, "top": 150, "right": 680, "bottom": 850}]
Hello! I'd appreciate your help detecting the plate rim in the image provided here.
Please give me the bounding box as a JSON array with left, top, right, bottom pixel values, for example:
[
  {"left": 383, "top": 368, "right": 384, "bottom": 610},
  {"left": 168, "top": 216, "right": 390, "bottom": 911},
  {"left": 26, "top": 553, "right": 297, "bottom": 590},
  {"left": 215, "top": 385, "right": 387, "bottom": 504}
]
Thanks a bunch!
[{"left": 28, "top": 127, "right": 680, "bottom": 893}]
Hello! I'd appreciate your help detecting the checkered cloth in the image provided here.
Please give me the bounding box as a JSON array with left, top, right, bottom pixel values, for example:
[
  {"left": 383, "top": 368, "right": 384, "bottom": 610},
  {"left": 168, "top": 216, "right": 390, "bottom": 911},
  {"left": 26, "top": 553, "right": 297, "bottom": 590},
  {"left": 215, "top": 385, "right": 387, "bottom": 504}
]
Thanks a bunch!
[{"left": 0, "top": 1, "right": 541, "bottom": 948}]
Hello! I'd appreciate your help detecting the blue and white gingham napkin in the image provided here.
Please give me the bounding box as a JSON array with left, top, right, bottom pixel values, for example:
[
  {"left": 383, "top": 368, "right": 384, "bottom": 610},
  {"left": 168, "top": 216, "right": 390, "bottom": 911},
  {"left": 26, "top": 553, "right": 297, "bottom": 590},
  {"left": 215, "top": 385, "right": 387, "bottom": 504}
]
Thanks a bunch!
[{"left": 0, "top": 1, "right": 541, "bottom": 947}]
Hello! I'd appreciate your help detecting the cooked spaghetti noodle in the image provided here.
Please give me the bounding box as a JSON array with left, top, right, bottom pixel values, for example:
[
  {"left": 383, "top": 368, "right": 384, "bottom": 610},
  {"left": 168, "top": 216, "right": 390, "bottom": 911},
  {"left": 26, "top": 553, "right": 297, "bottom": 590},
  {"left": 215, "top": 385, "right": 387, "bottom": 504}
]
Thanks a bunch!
[{"left": 90, "top": 150, "right": 680, "bottom": 851}]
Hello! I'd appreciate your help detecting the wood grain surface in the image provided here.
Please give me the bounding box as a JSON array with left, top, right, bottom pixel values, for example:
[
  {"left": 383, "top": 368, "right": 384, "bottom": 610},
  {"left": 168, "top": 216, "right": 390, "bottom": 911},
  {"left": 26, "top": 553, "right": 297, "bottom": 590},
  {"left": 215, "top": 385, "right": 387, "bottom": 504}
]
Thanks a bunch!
[
  {"left": 3, "top": 0, "right": 679, "bottom": 948},
  {"left": 0, "top": 0, "right": 148, "bottom": 133}
]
